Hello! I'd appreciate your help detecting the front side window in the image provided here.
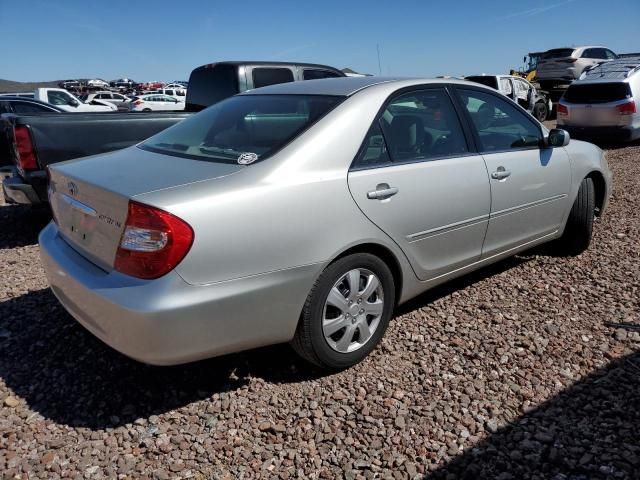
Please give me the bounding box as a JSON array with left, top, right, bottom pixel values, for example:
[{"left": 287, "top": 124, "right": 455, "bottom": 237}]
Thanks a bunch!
[
  {"left": 604, "top": 49, "right": 617, "bottom": 59},
  {"left": 458, "top": 89, "right": 542, "bottom": 152},
  {"left": 252, "top": 68, "right": 294, "bottom": 89},
  {"left": 140, "top": 94, "right": 343, "bottom": 164},
  {"left": 303, "top": 69, "right": 342, "bottom": 80},
  {"left": 47, "top": 91, "right": 75, "bottom": 106}
]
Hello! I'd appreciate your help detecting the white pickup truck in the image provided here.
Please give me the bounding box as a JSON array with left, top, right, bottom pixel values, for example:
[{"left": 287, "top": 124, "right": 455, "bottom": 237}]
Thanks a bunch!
[{"left": 33, "top": 88, "right": 116, "bottom": 112}]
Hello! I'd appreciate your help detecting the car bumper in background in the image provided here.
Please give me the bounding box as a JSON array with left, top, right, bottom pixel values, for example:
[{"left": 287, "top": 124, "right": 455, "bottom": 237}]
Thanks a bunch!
[
  {"left": 39, "top": 222, "right": 319, "bottom": 365},
  {"left": 563, "top": 124, "right": 640, "bottom": 142},
  {"left": 2, "top": 175, "right": 41, "bottom": 205}
]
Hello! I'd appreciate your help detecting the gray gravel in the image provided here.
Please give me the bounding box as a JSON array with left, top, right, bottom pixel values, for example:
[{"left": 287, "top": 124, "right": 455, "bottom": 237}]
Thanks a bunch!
[{"left": 1, "top": 142, "right": 639, "bottom": 479}]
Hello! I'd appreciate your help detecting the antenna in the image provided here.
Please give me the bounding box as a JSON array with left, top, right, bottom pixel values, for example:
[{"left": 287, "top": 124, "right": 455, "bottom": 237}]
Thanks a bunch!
[{"left": 377, "top": 44, "right": 382, "bottom": 75}]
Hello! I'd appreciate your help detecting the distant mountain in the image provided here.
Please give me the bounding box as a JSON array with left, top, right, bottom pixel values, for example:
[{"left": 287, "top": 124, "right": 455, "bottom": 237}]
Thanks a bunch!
[{"left": 0, "top": 79, "right": 60, "bottom": 93}]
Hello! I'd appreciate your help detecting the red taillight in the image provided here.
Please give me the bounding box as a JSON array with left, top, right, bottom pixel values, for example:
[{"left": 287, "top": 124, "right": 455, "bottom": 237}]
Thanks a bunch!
[
  {"left": 14, "top": 125, "right": 38, "bottom": 170},
  {"left": 133, "top": 100, "right": 143, "bottom": 105},
  {"left": 617, "top": 100, "right": 636, "bottom": 115},
  {"left": 557, "top": 104, "right": 569, "bottom": 116},
  {"left": 114, "top": 201, "right": 194, "bottom": 279}
]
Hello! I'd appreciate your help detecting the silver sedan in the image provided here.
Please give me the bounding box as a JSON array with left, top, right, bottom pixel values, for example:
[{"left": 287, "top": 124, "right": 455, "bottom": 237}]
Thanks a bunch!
[{"left": 40, "top": 77, "right": 612, "bottom": 369}]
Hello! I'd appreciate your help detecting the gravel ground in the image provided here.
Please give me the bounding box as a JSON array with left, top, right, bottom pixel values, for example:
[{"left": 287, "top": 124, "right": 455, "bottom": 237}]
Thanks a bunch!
[{"left": 1, "top": 143, "right": 639, "bottom": 480}]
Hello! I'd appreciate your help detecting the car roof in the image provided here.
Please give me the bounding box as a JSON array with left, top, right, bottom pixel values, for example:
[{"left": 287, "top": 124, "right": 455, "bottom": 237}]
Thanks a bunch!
[
  {"left": 194, "top": 61, "right": 344, "bottom": 73},
  {"left": 0, "top": 97, "right": 64, "bottom": 111},
  {"left": 575, "top": 57, "right": 640, "bottom": 83},
  {"left": 240, "top": 76, "right": 486, "bottom": 97}
]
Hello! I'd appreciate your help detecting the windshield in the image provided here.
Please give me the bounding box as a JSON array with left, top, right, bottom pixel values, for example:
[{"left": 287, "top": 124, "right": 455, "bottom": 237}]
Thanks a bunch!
[{"left": 140, "top": 94, "right": 343, "bottom": 164}]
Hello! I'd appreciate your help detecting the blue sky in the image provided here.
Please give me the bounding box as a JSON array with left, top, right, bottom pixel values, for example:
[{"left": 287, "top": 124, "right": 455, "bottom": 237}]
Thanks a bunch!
[{"left": 1, "top": 0, "right": 638, "bottom": 81}]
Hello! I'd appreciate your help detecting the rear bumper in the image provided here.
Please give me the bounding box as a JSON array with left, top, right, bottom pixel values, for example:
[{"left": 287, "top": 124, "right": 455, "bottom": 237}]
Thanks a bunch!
[
  {"left": 2, "top": 175, "right": 42, "bottom": 205},
  {"left": 39, "top": 222, "right": 320, "bottom": 365},
  {"left": 563, "top": 124, "right": 640, "bottom": 142}
]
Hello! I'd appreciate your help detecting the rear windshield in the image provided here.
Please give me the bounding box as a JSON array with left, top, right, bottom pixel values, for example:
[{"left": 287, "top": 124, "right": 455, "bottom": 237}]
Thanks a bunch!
[
  {"left": 465, "top": 76, "right": 499, "bottom": 89},
  {"left": 564, "top": 83, "right": 632, "bottom": 103},
  {"left": 544, "top": 48, "right": 575, "bottom": 59},
  {"left": 140, "top": 94, "right": 343, "bottom": 164},
  {"left": 186, "top": 64, "right": 240, "bottom": 112}
]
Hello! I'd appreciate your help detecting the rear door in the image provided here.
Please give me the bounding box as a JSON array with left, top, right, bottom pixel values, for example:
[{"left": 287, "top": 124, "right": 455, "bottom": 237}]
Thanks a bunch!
[
  {"left": 454, "top": 87, "right": 571, "bottom": 257},
  {"left": 348, "top": 86, "right": 491, "bottom": 281}
]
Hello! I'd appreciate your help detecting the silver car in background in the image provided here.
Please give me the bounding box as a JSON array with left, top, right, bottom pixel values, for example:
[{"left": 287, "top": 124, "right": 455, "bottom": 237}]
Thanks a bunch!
[
  {"left": 537, "top": 46, "right": 618, "bottom": 88},
  {"left": 558, "top": 57, "right": 640, "bottom": 142},
  {"left": 40, "top": 77, "right": 611, "bottom": 369}
]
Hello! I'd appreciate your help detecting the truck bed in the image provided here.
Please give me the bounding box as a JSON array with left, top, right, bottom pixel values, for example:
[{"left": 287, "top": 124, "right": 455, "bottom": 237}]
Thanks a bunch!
[{"left": 1, "top": 111, "right": 191, "bottom": 204}]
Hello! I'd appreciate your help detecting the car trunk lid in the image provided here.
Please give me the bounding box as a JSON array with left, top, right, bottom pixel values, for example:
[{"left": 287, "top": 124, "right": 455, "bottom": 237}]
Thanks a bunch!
[{"left": 48, "top": 146, "right": 242, "bottom": 271}]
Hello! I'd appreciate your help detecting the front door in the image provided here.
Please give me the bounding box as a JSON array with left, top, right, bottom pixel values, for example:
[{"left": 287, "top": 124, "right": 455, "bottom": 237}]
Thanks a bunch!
[
  {"left": 455, "top": 87, "right": 572, "bottom": 257},
  {"left": 348, "top": 87, "right": 491, "bottom": 281}
]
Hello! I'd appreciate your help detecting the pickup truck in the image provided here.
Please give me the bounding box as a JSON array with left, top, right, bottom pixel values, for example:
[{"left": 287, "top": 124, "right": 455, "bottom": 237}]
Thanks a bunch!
[
  {"left": 33, "top": 88, "right": 117, "bottom": 112},
  {"left": 2, "top": 61, "right": 345, "bottom": 205},
  {"left": 464, "top": 74, "right": 553, "bottom": 122}
]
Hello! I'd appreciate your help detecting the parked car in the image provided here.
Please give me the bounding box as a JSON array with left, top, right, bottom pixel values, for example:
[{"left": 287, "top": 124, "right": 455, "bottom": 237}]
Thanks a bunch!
[
  {"left": 557, "top": 56, "right": 640, "bottom": 142},
  {"left": 465, "top": 74, "right": 552, "bottom": 121},
  {"left": 58, "top": 79, "right": 81, "bottom": 90},
  {"left": 186, "top": 61, "right": 345, "bottom": 111},
  {"left": 146, "top": 88, "right": 187, "bottom": 100},
  {"left": 0, "top": 98, "right": 64, "bottom": 167},
  {"left": 86, "top": 78, "right": 111, "bottom": 89},
  {"left": 33, "top": 88, "right": 116, "bottom": 112},
  {"left": 164, "top": 83, "right": 188, "bottom": 90},
  {"left": 127, "top": 94, "right": 185, "bottom": 112},
  {"left": 2, "top": 60, "right": 345, "bottom": 206},
  {"left": 111, "top": 78, "right": 136, "bottom": 89},
  {"left": 0, "top": 97, "right": 64, "bottom": 115},
  {"left": 40, "top": 77, "right": 611, "bottom": 369},
  {"left": 537, "top": 46, "right": 618, "bottom": 89},
  {"left": 80, "top": 91, "right": 130, "bottom": 106}
]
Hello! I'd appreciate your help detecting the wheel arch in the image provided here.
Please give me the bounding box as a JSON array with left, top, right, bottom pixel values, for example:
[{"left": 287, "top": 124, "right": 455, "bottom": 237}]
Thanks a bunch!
[
  {"left": 328, "top": 242, "right": 404, "bottom": 307},
  {"left": 586, "top": 170, "right": 606, "bottom": 216}
]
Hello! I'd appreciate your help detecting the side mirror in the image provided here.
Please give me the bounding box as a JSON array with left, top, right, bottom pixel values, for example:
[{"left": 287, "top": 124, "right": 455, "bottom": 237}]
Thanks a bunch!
[
  {"left": 546, "top": 128, "right": 570, "bottom": 147},
  {"left": 69, "top": 99, "right": 79, "bottom": 107}
]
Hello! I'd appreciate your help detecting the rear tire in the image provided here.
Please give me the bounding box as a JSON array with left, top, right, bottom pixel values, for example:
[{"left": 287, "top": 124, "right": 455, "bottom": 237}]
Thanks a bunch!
[
  {"left": 533, "top": 101, "right": 548, "bottom": 122},
  {"left": 291, "top": 253, "right": 395, "bottom": 370},
  {"left": 553, "top": 177, "right": 595, "bottom": 256}
]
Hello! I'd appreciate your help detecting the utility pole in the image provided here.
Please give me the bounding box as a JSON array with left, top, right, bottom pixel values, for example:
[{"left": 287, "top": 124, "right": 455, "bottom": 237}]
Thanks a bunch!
[{"left": 376, "top": 44, "right": 382, "bottom": 76}]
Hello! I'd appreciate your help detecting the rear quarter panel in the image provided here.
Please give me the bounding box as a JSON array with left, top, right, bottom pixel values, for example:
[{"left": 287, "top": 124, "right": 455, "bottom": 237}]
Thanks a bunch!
[{"left": 135, "top": 85, "right": 419, "bottom": 298}]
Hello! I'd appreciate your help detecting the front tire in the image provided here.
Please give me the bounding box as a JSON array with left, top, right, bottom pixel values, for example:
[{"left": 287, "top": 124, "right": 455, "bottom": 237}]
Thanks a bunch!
[
  {"left": 553, "top": 177, "right": 595, "bottom": 256},
  {"left": 291, "top": 253, "right": 395, "bottom": 369}
]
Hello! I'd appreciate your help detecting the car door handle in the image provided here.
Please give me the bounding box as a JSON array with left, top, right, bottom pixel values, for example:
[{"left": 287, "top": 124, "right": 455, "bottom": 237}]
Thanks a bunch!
[
  {"left": 367, "top": 184, "right": 399, "bottom": 200},
  {"left": 491, "top": 167, "right": 511, "bottom": 180}
]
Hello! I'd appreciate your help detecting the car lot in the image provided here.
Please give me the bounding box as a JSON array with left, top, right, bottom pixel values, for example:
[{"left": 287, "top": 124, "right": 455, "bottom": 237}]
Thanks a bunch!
[{"left": 0, "top": 134, "right": 638, "bottom": 478}]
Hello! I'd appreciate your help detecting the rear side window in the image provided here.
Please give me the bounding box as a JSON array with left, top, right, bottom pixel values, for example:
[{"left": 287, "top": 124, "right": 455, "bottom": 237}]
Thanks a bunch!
[
  {"left": 186, "top": 64, "right": 240, "bottom": 112},
  {"left": 252, "top": 68, "right": 294, "bottom": 88},
  {"left": 465, "top": 76, "right": 499, "bottom": 90},
  {"left": 140, "top": 94, "right": 343, "bottom": 164},
  {"left": 303, "top": 69, "right": 342, "bottom": 80},
  {"left": 12, "top": 102, "right": 56, "bottom": 114},
  {"left": 564, "top": 83, "right": 631, "bottom": 103},
  {"left": 544, "top": 48, "right": 575, "bottom": 59},
  {"left": 353, "top": 88, "right": 467, "bottom": 169}
]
